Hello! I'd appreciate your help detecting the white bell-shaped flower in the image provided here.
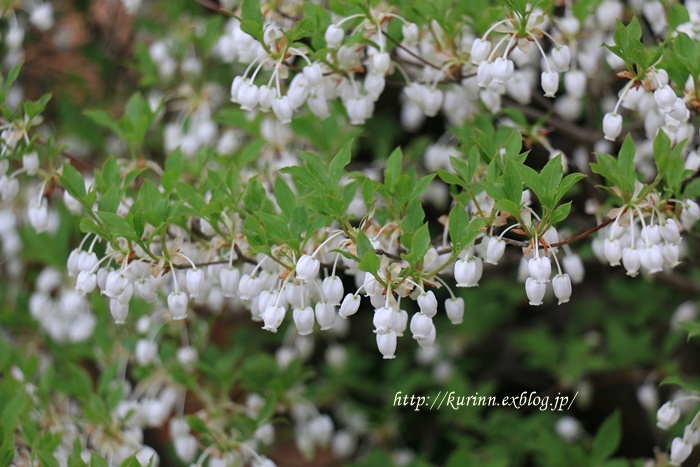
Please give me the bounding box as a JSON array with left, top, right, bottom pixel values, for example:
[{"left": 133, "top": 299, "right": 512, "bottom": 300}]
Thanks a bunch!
[
  {"left": 186, "top": 268, "right": 205, "bottom": 298},
  {"left": 110, "top": 298, "right": 129, "bottom": 324},
  {"left": 296, "top": 255, "right": 320, "bottom": 282},
  {"left": 622, "top": 247, "right": 641, "bottom": 276},
  {"left": 552, "top": 273, "right": 572, "bottom": 305},
  {"left": 376, "top": 330, "right": 397, "bottom": 359},
  {"left": 445, "top": 297, "right": 465, "bottom": 324},
  {"left": 454, "top": 257, "right": 483, "bottom": 287},
  {"left": 167, "top": 291, "right": 188, "bottom": 320},
  {"left": 656, "top": 401, "right": 681, "bottom": 430},
  {"left": 670, "top": 437, "right": 692, "bottom": 466},
  {"left": 603, "top": 112, "right": 623, "bottom": 141},
  {"left": 325, "top": 24, "right": 345, "bottom": 48},
  {"left": 339, "top": 294, "right": 361, "bottom": 318},
  {"left": 410, "top": 312, "right": 434, "bottom": 340},
  {"left": 528, "top": 255, "right": 552, "bottom": 283},
  {"left": 322, "top": 276, "right": 344, "bottom": 305},
  {"left": 315, "top": 302, "right": 336, "bottom": 330},
  {"left": 135, "top": 339, "right": 158, "bottom": 365},
  {"left": 220, "top": 267, "right": 240, "bottom": 297},
  {"left": 417, "top": 290, "right": 438, "bottom": 318},
  {"left": 603, "top": 238, "right": 622, "bottom": 266},
  {"left": 485, "top": 236, "right": 506, "bottom": 265},
  {"left": 525, "top": 277, "right": 546, "bottom": 306},
  {"left": 541, "top": 70, "right": 559, "bottom": 97},
  {"left": 262, "top": 304, "right": 286, "bottom": 332},
  {"left": 104, "top": 271, "right": 129, "bottom": 298},
  {"left": 293, "top": 306, "right": 315, "bottom": 335},
  {"left": 75, "top": 270, "right": 97, "bottom": 296}
]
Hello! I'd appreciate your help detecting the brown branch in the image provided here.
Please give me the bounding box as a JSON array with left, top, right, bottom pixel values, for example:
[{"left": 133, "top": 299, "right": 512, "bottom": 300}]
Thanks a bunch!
[
  {"left": 550, "top": 216, "right": 616, "bottom": 247},
  {"left": 193, "top": 0, "right": 229, "bottom": 15},
  {"left": 505, "top": 98, "right": 601, "bottom": 145},
  {"left": 382, "top": 31, "right": 444, "bottom": 73}
]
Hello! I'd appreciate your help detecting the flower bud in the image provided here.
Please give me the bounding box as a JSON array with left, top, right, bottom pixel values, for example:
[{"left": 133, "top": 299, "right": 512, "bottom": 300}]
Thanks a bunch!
[
  {"left": 525, "top": 277, "right": 546, "bottom": 306},
  {"left": 29, "top": 3, "right": 54, "bottom": 31},
  {"left": 339, "top": 294, "right": 361, "bottom": 318},
  {"left": 603, "top": 112, "right": 623, "bottom": 141},
  {"left": 552, "top": 273, "right": 572, "bottom": 305},
  {"left": 167, "top": 291, "right": 188, "bottom": 320},
  {"left": 541, "top": 70, "right": 559, "bottom": 97},
  {"left": 257, "top": 85, "right": 275, "bottom": 112},
  {"left": 376, "top": 330, "right": 397, "bottom": 359},
  {"left": 656, "top": 401, "right": 681, "bottom": 430},
  {"left": 417, "top": 290, "right": 438, "bottom": 318},
  {"left": 445, "top": 297, "right": 465, "bottom": 324},
  {"left": 293, "top": 306, "right": 315, "bottom": 335},
  {"left": 555, "top": 417, "right": 582, "bottom": 442}
]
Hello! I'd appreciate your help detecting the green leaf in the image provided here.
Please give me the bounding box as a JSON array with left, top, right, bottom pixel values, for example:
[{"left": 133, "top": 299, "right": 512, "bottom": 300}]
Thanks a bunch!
[
  {"left": 494, "top": 199, "right": 521, "bottom": 220},
  {"left": 555, "top": 173, "right": 586, "bottom": 204},
  {"left": 274, "top": 177, "right": 297, "bottom": 219},
  {"left": 407, "top": 223, "right": 431, "bottom": 267},
  {"left": 435, "top": 169, "right": 466, "bottom": 188},
  {"left": 358, "top": 250, "right": 381, "bottom": 274},
  {"left": 550, "top": 201, "right": 572, "bottom": 225},
  {"left": 503, "top": 161, "right": 522, "bottom": 204},
  {"left": 448, "top": 203, "right": 470, "bottom": 252},
  {"left": 384, "top": 147, "right": 402, "bottom": 189},
  {"left": 540, "top": 154, "right": 564, "bottom": 198},
  {"left": 60, "top": 162, "right": 87, "bottom": 200},
  {"left": 659, "top": 375, "right": 699, "bottom": 392},
  {"left": 137, "top": 180, "right": 162, "bottom": 213},
  {"left": 356, "top": 230, "right": 375, "bottom": 259},
  {"left": 513, "top": 162, "right": 545, "bottom": 201},
  {"left": 83, "top": 110, "right": 123, "bottom": 136},
  {"left": 330, "top": 139, "right": 353, "bottom": 188},
  {"left": 98, "top": 186, "right": 120, "bottom": 214},
  {"left": 617, "top": 135, "right": 637, "bottom": 195},
  {"left": 591, "top": 410, "right": 621, "bottom": 462}
]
